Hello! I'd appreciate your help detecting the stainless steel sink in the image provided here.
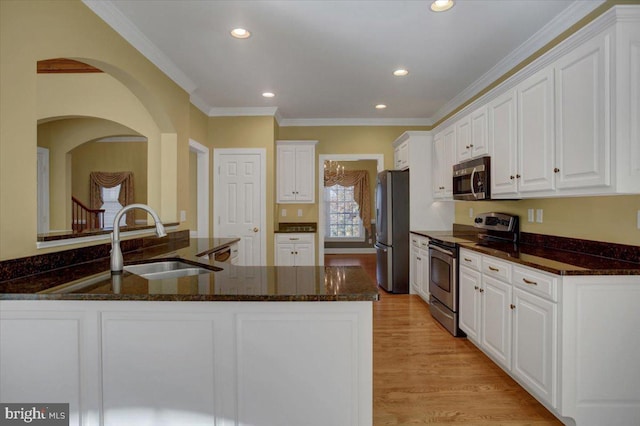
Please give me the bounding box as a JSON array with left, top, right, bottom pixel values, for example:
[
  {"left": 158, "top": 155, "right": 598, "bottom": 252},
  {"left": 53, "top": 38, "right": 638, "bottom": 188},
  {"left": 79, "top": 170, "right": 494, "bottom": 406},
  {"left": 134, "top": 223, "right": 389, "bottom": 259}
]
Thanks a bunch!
[{"left": 124, "top": 260, "right": 219, "bottom": 280}]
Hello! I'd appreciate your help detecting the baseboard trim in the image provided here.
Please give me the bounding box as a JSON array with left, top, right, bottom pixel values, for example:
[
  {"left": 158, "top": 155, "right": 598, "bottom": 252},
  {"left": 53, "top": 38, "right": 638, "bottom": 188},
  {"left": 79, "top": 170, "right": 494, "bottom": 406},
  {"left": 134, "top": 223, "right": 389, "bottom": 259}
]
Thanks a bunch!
[{"left": 324, "top": 248, "right": 376, "bottom": 254}]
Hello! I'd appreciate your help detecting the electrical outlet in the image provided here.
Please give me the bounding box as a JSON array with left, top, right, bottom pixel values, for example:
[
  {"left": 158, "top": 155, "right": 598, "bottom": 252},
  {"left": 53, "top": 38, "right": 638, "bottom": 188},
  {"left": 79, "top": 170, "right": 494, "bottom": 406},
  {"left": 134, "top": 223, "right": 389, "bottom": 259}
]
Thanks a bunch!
[
  {"left": 536, "top": 209, "right": 543, "bottom": 223},
  {"left": 281, "top": 209, "right": 287, "bottom": 217},
  {"left": 637, "top": 210, "right": 640, "bottom": 229},
  {"left": 469, "top": 207, "right": 474, "bottom": 218},
  {"left": 180, "top": 210, "right": 186, "bottom": 222},
  {"left": 297, "top": 209, "right": 303, "bottom": 217},
  {"left": 527, "top": 209, "right": 534, "bottom": 223}
]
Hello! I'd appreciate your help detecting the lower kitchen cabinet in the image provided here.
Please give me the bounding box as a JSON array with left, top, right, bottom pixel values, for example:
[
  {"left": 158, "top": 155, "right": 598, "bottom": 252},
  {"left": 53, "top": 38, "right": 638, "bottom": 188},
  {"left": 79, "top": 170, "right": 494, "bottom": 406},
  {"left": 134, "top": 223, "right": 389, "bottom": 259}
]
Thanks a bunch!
[
  {"left": 481, "top": 275, "right": 512, "bottom": 370},
  {"left": 409, "top": 233, "right": 429, "bottom": 302},
  {"left": 512, "top": 287, "right": 557, "bottom": 408},
  {"left": 458, "top": 265, "right": 482, "bottom": 342},
  {"left": 274, "top": 233, "right": 315, "bottom": 266}
]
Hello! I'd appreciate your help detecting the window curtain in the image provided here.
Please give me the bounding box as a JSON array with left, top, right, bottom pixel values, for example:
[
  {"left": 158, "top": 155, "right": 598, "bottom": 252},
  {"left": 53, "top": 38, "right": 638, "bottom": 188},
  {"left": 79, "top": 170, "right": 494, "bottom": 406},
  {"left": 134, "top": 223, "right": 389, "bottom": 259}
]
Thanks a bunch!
[
  {"left": 89, "top": 172, "right": 135, "bottom": 226},
  {"left": 324, "top": 170, "right": 371, "bottom": 235}
]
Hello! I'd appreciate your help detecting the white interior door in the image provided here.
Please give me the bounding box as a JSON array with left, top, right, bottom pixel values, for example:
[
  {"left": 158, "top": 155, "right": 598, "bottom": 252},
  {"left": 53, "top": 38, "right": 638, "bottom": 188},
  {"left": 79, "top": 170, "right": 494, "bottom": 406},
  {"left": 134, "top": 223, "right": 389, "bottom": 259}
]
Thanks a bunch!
[{"left": 214, "top": 149, "right": 266, "bottom": 266}]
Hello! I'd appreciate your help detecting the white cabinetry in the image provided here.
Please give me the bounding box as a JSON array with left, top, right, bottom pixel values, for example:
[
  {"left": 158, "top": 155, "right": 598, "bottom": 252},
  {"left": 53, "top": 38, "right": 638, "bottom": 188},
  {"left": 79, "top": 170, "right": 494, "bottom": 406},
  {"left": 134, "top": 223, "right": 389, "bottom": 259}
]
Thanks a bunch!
[
  {"left": 459, "top": 248, "right": 557, "bottom": 409},
  {"left": 409, "top": 233, "right": 429, "bottom": 302},
  {"left": 393, "top": 138, "right": 409, "bottom": 170},
  {"left": 432, "top": 127, "right": 455, "bottom": 200},
  {"left": 275, "top": 233, "right": 315, "bottom": 266},
  {"left": 455, "top": 115, "right": 471, "bottom": 161},
  {"left": 393, "top": 132, "right": 453, "bottom": 230},
  {"left": 554, "top": 32, "right": 610, "bottom": 190},
  {"left": 457, "top": 106, "right": 489, "bottom": 162},
  {"left": 489, "top": 89, "right": 519, "bottom": 196},
  {"left": 276, "top": 140, "right": 317, "bottom": 203}
]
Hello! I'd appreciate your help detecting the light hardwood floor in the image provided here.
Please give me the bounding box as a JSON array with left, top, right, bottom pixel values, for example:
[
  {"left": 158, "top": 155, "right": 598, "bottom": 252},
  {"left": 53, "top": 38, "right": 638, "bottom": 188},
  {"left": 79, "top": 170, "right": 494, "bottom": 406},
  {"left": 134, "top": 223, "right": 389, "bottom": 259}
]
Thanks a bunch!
[{"left": 325, "top": 254, "right": 562, "bottom": 425}]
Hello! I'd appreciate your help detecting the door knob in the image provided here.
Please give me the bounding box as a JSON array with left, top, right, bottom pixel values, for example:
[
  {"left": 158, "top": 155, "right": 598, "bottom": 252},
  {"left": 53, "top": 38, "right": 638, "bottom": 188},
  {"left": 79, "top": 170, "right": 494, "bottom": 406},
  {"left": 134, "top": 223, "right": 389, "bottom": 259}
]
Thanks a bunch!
[{"left": 252, "top": 227, "right": 259, "bottom": 232}]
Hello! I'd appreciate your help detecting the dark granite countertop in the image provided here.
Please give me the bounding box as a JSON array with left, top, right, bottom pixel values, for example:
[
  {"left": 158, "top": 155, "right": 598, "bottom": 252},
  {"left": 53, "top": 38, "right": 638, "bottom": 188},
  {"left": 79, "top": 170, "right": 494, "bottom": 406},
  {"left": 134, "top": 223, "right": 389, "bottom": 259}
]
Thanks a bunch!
[
  {"left": 411, "top": 229, "right": 640, "bottom": 276},
  {"left": 0, "top": 237, "right": 378, "bottom": 301}
]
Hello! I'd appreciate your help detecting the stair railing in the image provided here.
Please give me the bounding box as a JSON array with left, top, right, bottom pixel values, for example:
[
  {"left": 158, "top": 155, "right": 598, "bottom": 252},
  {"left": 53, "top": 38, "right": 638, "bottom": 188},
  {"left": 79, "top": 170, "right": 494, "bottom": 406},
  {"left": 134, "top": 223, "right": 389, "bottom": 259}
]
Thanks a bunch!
[{"left": 72, "top": 196, "right": 105, "bottom": 232}]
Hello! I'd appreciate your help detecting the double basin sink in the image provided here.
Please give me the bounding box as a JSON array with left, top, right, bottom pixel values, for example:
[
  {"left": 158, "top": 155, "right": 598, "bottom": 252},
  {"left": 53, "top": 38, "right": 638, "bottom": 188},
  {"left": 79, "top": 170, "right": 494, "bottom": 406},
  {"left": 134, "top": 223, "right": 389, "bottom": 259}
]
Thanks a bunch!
[{"left": 124, "top": 260, "right": 221, "bottom": 279}]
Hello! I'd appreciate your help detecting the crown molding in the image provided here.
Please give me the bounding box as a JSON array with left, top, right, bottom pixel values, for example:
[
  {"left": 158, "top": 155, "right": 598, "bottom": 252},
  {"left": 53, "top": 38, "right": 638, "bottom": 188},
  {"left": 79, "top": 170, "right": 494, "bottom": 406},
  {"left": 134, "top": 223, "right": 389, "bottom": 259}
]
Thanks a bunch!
[
  {"left": 189, "top": 93, "right": 211, "bottom": 116},
  {"left": 208, "top": 107, "right": 279, "bottom": 117},
  {"left": 431, "top": 0, "right": 606, "bottom": 125},
  {"left": 82, "top": 0, "right": 197, "bottom": 94},
  {"left": 278, "top": 117, "right": 433, "bottom": 127}
]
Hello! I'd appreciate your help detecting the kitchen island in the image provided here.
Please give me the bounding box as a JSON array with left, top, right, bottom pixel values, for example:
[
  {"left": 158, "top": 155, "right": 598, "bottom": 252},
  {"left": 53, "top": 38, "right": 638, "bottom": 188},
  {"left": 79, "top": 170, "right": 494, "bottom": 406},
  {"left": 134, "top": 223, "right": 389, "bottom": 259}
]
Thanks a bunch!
[{"left": 0, "top": 235, "right": 378, "bottom": 426}]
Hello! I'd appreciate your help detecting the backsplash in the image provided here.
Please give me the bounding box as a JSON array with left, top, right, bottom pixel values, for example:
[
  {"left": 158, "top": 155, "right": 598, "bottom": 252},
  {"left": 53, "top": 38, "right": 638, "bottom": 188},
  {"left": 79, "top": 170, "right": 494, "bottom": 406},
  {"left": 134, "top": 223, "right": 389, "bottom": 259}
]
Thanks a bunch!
[{"left": 0, "top": 230, "right": 189, "bottom": 282}]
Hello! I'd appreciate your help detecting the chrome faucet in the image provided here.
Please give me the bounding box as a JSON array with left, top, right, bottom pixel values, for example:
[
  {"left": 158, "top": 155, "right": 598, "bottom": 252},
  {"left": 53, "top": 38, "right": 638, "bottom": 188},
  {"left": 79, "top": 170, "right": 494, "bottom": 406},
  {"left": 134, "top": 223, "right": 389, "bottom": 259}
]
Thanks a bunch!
[{"left": 110, "top": 204, "right": 167, "bottom": 273}]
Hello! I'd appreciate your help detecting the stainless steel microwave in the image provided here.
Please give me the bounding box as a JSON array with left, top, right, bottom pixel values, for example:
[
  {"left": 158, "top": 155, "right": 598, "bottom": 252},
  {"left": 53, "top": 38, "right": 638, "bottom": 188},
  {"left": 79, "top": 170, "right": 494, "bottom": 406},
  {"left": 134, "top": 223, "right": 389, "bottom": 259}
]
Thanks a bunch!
[{"left": 453, "top": 156, "right": 491, "bottom": 201}]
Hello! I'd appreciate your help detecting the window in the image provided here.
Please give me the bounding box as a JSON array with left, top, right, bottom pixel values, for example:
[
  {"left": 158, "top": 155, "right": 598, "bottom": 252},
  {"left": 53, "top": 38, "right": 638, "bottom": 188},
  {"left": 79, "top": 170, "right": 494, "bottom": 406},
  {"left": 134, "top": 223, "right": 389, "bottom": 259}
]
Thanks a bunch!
[
  {"left": 324, "top": 185, "right": 364, "bottom": 241},
  {"left": 101, "top": 184, "right": 125, "bottom": 228}
]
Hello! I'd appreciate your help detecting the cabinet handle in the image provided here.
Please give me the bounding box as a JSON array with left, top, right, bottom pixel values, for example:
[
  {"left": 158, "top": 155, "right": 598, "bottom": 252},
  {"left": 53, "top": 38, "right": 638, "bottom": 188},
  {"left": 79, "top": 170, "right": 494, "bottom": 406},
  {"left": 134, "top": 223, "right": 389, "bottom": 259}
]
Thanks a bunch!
[
  {"left": 464, "top": 258, "right": 472, "bottom": 262},
  {"left": 554, "top": 168, "right": 560, "bottom": 173},
  {"left": 465, "top": 145, "right": 470, "bottom": 149},
  {"left": 488, "top": 266, "right": 500, "bottom": 272},
  {"left": 289, "top": 237, "right": 299, "bottom": 241},
  {"left": 522, "top": 278, "right": 538, "bottom": 286},
  {"left": 474, "top": 286, "right": 479, "bottom": 290},
  {"left": 510, "top": 304, "right": 516, "bottom": 310},
  {"left": 412, "top": 239, "right": 417, "bottom": 243},
  {"left": 470, "top": 144, "right": 474, "bottom": 148},
  {"left": 516, "top": 174, "right": 521, "bottom": 179},
  {"left": 510, "top": 175, "right": 515, "bottom": 180},
  {"left": 479, "top": 288, "right": 485, "bottom": 293},
  {"left": 417, "top": 257, "right": 422, "bottom": 261}
]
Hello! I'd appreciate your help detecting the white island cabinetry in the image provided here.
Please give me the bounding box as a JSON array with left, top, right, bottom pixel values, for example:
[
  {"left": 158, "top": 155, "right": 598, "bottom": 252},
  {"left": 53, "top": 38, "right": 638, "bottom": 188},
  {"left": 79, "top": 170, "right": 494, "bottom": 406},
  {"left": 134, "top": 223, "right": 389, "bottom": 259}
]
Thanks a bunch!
[{"left": 0, "top": 299, "right": 372, "bottom": 426}]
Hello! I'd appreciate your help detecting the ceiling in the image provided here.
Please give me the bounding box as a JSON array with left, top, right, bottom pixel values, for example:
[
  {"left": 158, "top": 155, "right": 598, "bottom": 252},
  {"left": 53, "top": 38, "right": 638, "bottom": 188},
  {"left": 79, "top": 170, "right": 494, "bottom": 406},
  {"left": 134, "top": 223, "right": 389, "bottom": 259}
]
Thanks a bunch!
[{"left": 84, "top": 0, "right": 604, "bottom": 126}]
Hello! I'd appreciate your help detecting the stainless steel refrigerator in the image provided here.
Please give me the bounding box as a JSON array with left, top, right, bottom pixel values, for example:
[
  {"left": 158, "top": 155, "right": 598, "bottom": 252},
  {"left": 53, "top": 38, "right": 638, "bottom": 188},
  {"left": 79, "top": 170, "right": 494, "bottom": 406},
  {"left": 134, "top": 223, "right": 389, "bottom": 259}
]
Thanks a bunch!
[{"left": 374, "top": 170, "right": 409, "bottom": 294}]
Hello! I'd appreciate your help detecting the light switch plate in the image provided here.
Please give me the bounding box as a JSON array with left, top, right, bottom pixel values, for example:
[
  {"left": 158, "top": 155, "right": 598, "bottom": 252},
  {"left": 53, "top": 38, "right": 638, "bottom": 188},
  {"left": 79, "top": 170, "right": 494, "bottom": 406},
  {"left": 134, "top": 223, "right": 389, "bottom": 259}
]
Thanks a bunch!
[
  {"left": 637, "top": 210, "right": 640, "bottom": 229},
  {"left": 527, "top": 209, "right": 534, "bottom": 223},
  {"left": 281, "top": 209, "right": 287, "bottom": 217},
  {"left": 180, "top": 210, "right": 186, "bottom": 222},
  {"left": 469, "top": 207, "right": 474, "bottom": 218},
  {"left": 536, "top": 209, "right": 543, "bottom": 223},
  {"left": 297, "top": 209, "right": 303, "bottom": 217}
]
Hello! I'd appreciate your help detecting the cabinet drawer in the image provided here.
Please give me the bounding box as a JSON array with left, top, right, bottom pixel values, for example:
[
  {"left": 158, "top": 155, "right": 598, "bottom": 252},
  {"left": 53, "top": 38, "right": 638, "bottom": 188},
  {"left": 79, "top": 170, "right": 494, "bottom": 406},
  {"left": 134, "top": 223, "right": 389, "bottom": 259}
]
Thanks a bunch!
[
  {"left": 410, "top": 234, "right": 423, "bottom": 248},
  {"left": 513, "top": 266, "right": 557, "bottom": 302},
  {"left": 276, "top": 233, "right": 314, "bottom": 244},
  {"left": 482, "top": 256, "right": 512, "bottom": 282},
  {"left": 460, "top": 249, "right": 481, "bottom": 271}
]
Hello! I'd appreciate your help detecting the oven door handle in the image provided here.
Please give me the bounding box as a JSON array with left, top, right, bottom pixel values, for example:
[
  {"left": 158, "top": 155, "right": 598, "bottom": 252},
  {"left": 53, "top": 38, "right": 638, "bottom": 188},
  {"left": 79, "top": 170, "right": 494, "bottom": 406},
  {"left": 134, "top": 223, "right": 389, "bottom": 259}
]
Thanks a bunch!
[
  {"left": 470, "top": 167, "right": 478, "bottom": 199},
  {"left": 429, "top": 244, "right": 455, "bottom": 257},
  {"left": 374, "top": 242, "right": 388, "bottom": 252}
]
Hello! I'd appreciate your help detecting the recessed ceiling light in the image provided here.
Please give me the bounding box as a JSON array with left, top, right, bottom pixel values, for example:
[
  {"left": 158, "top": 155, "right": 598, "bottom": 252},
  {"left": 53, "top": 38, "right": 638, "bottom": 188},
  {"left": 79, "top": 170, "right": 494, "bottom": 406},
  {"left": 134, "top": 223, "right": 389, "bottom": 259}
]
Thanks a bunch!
[
  {"left": 393, "top": 69, "right": 409, "bottom": 77},
  {"left": 262, "top": 92, "right": 275, "bottom": 98},
  {"left": 430, "top": 0, "right": 454, "bottom": 12},
  {"left": 230, "top": 28, "right": 251, "bottom": 39},
  {"left": 375, "top": 104, "right": 387, "bottom": 110}
]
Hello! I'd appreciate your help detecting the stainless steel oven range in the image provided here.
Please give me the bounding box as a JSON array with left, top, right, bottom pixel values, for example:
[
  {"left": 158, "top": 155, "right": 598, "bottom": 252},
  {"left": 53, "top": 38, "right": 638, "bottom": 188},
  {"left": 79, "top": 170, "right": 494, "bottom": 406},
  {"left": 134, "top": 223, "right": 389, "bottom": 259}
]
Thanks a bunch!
[{"left": 428, "top": 238, "right": 464, "bottom": 336}]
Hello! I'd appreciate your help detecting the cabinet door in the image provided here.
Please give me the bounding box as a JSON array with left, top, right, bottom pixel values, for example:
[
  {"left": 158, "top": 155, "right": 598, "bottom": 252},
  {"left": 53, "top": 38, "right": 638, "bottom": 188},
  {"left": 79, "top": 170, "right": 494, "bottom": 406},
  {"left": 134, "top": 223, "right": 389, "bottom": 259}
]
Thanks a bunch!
[
  {"left": 517, "top": 66, "right": 555, "bottom": 193},
  {"left": 481, "top": 275, "right": 512, "bottom": 370},
  {"left": 442, "top": 127, "right": 456, "bottom": 197},
  {"left": 432, "top": 133, "right": 445, "bottom": 197},
  {"left": 419, "top": 248, "right": 430, "bottom": 299},
  {"left": 277, "top": 145, "right": 297, "bottom": 202},
  {"left": 410, "top": 244, "right": 421, "bottom": 294},
  {"left": 456, "top": 116, "right": 471, "bottom": 162},
  {"left": 294, "top": 242, "right": 314, "bottom": 266},
  {"left": 275, "top": 242, "right": 296, "bottom": 266},
  {"left": 554, "top": 33, "right": 610, "bottom": 190},
  {"left": 490, "top": 89, "right": 518, "bottom": 196},
  {"left": 459, "top": 266, "right": 482, "bottom": 342},
  {"left": 512, "top": 288, "right": 557, "bottom": 408},
  {"left": 294, "top": 145, "right": 315, "bottom": 202},
  {"left": 471, "top": 106, "right": 489, "bottom": 158}
]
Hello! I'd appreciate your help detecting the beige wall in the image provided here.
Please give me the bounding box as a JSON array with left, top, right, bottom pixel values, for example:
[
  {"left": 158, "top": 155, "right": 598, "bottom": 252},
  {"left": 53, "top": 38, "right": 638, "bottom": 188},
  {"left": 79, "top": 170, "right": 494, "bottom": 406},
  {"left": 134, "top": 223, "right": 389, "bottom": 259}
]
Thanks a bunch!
[
  {"left": 189, "top": 104, "right": 209, "bottom": 145},
  {"left": 0, "top": 0, "right": 190, "bottom": 260},
  {"left": 455, "top": 195, "right": 640, "bottom": 245},
  {"left": 189, "top": 150, "right": 198, "bottom": 230}
]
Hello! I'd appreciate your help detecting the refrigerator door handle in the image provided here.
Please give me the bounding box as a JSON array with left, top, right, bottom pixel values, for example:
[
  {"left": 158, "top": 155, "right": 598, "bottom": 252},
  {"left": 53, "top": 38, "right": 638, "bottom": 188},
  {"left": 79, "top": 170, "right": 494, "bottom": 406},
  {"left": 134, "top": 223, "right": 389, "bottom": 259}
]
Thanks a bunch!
[{"left": 374, "top": 242, "right": 388, "bottom": 252}]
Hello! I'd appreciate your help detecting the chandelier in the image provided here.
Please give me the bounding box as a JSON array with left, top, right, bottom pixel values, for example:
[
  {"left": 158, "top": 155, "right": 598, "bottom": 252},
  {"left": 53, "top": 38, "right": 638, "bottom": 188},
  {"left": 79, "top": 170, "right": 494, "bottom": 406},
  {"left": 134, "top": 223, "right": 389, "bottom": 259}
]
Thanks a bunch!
[{"left": 324, "top": 160, "right": 344, "bottom": 181}]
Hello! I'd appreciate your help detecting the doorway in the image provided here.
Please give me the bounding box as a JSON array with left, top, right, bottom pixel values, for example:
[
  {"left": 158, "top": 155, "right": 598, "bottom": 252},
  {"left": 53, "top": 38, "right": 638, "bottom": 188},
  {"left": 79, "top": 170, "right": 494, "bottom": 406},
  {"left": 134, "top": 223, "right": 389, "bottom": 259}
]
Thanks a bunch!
[
  {"left": 213, "top": 148, "right": 266, "bottom": 266},
  {"left": 189, "top": 139, "right": 209, "bottom": 238},
  {"left": 317, "top": 154, "right": 384, "bottom": 266}
]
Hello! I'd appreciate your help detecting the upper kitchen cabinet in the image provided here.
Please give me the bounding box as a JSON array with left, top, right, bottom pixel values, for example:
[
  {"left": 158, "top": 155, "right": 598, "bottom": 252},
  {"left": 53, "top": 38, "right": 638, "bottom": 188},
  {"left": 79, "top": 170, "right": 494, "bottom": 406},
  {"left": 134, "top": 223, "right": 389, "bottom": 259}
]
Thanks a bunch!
[
  {"left": 393, "top": 138, "right": 409, "bottom": 170},
  {"left": 488, "top": 7, "right": 640, "bottom": 198},
  {"left": 433, "top": 126, "right": 455, "bottom": 200},
  {"left": 457, "top": 106, "right": 489, "bottom": 163},
  {"left": 276, "top": 140, "right": 318, "bottom": 203}
]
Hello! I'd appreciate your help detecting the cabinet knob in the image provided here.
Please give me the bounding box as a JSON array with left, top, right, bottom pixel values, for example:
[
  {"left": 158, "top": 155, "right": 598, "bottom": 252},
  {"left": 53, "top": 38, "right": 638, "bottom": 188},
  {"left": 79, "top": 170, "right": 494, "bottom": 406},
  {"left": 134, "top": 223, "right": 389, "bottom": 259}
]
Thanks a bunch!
[
  {"left": 417, "top": 257, "right": 422, "bottom": 261},
  {"left": 469, "top": 144, "right": 474, "bottom": 148},
  {"left": 554, "top": 168, "right": 560, "bottom": 173},
  {"left": 516, "top": 174, "right": 521, "bottom": 179},
  {"left": 465, "top": 145, "right": 470, "bottom": 149},
  {"left": 479, "top": 288, "right": 485, "bottom": 293},
  {"left": 510, "top": 304, "right": 516, "bottom": 310},
  {"left": 474, "top": 286, "right": 479, "bottom": 290},
  {"left": 510, "top": 175, "right": 515, "bottom": 180}
]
